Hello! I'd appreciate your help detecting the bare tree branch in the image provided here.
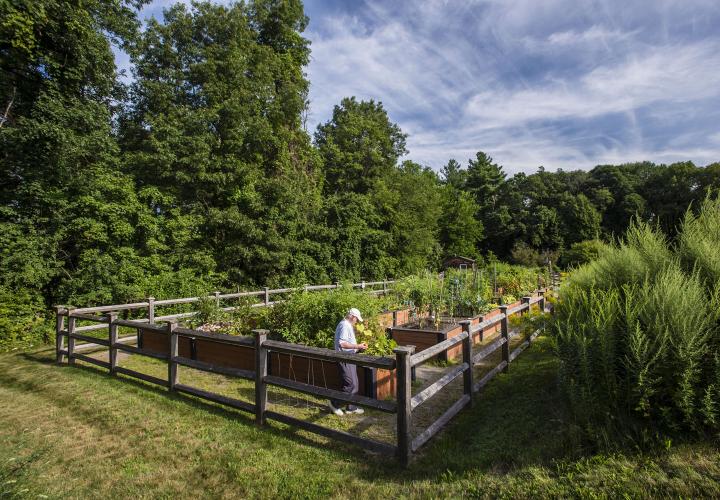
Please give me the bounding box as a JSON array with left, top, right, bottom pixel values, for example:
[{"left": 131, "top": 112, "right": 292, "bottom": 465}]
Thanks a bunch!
[{"left": 0, "top": 86, "right": 17, "bottom": 129}]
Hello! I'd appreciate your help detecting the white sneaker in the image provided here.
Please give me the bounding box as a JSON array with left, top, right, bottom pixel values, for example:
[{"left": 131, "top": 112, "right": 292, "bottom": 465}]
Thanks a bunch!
[
  {"left": 345, "top": 407, "right": 364, "bottom": 415},
  {"left": 328, "top": 401, "right": 344, "bottom": 416}
]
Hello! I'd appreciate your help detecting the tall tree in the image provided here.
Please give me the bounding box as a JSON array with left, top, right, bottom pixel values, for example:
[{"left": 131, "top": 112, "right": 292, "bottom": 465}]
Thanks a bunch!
[
  {"left": 466, "top": 151, "right": 506, "bottom": 210},
  {"left": 440, "top": 158, "right": 467, "bottom": 190},
  {"left": 438, "top": 185, "right": 483, "bottom": 259},
  {"left": 121, "top": 0, "right": 323, "bottom": 286},
  {"left": 315, "top": 97, "right": 407, "bottom": 195},
  {"left": 0, "top": 0, "right": 157, "bottom": 309}
]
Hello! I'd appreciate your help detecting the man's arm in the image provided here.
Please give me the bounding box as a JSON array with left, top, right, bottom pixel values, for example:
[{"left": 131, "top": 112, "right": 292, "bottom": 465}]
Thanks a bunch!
[{"left": 339, "top": 340, "right": 368, "bottom": 350}]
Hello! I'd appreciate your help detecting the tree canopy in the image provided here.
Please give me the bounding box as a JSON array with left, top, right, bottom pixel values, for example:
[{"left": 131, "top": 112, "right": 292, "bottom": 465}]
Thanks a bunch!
[{"left": 1, "top": 0, "right": 719, "bottom": 350}]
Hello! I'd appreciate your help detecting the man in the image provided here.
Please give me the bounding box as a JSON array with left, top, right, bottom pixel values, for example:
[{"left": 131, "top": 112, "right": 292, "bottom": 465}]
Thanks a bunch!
[{"left": 329, "top": 308, "right": 367, "bottom": 416}]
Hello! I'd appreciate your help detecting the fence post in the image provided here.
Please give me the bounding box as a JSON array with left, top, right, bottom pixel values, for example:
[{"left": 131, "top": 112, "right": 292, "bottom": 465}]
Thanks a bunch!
[
  {"left": 168, "top": 321, "right": 178, "bottom": 391},
  {"left": 394, "top": 345, "right": 414, "bottom": 466},
  {"left": 214, "top": 291, "right": 221, "bottom": 308},
  {"left": 477, "top": 314, "right": 485, "bottom": 342},
  {"left": 522, "top": 296, "right": 531, "bottom": 315},
  {"left": 108, "top": 312, "right": 118, "bottom": 375},
  {"left": 383, "top": 279, "right": 388, "bottom": 294},
  {"left": 499, "top": 305, "right": 509, "bottom": 373},
  {"left": 334, "top": 281, "right": 340, "bottom": 289},
  {"left": 392, "top": 310, "right": 398, "bottom": 327},
  {"left": 460, "top": 321, "right": 474, "bottom": 406},
  {"left": 67, "top": 310, "right": 76, "bottom": 366},
  {"left": 55, "top": 306, "right": 66, "bottom": 364},
  {"left": 254, "top": 329, "right": 269, "bottom": 426},
  {"left": 539, "top": 291, "right": 546, "bottom": 313},
  {"left": 361, "top": 280, "right": 366, "bottom": 290},
  {"left": 147, "top": 296, "right": 155, "bottom": 324},
  {"left": 264, "top": 287, "right": 270, "bottom": 306}
]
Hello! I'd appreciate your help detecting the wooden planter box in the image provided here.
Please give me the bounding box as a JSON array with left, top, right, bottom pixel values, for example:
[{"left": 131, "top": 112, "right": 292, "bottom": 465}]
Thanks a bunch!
[
  {"left": 140, "top": 329, "right": 396, "bottom": 400},
  {"left": 376, "top": 307, "right": 412, "bottom": 329},
  {"left": 390, "top": 321, "right": 464, "bottom": 362},
  {"left": 390, "top": 300, "right": 525, "bottom": 361}
]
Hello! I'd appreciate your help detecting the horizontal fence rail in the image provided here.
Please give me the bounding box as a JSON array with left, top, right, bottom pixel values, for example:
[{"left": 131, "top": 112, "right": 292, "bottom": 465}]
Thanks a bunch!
[
  {"left": 62, "top": 279, "right": 396, "bottom": 317},
  {"left": 54, "top": 288, "right": 551, "bottom": 465}
]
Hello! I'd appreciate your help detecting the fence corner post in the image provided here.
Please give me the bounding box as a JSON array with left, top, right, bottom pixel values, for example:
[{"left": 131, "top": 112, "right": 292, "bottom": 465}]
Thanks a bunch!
[
  {"left": 459, "top": 321, "right": 474, "bottom": 406},
  {"left": 147, "top": 296, "right": 155, "bottom": 324},
  {"left": 254, "top": 329, "right": 269, "bottom": 426},
  {"left": 168, "top": 321, "right": 178, "bottom": 391},
  {"left": 264, "top": 287, "right": 270, "bottom": 306},
  {"left": 55, "top": 306, "right": 66, "bottom": 364},
  {"left": 66, "top": 308, "right": 76, "bottom": 366},
  {"left": 108, "top": 312, "right": 118, "bottom": 375},
  {"left": 499, "top": 305, "right": 509, "bottom": 373},
  {"left": 394, "top": 345, "right": 415, "bottom": 466}
]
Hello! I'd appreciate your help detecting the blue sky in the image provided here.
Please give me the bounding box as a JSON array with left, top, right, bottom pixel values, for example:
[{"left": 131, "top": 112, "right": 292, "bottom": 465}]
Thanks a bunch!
[{"left": 122, "top": 0, "right": 720, "bottom": 174}]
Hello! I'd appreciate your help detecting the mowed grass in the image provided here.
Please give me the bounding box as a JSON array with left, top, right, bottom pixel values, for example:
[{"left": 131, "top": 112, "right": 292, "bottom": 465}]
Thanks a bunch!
[{"left": 2, "top": 337, "right": 720, "bottom": 499}]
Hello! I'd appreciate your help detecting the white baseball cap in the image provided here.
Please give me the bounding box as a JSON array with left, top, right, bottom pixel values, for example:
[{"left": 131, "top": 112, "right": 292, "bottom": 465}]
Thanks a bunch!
[{"left": 347, "top": 308, "right": 363, "bottom": 322}]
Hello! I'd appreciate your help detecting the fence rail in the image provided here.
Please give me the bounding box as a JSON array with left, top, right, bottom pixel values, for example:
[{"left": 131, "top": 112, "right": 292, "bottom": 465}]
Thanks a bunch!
[
  {"left": 60, "top": 279, "right": 396, "bottom": 318},
  {"left": 54, "top": 287, "right": 550, "bottom": 465}
]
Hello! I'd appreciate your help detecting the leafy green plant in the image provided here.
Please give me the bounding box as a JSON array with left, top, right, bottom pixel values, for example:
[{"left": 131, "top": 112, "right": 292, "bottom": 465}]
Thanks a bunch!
[
  {"left": 355, "top": 321, "right": 397, "bottom": 356},
  {"left": 552, "top": 197, "right": 720, "bottom": 444},
  {"left": 189, "top": 296, "right": 227, "bottom": 328},
  {"left": 264, "top": 285, "right": 391, "bottom": 353}
]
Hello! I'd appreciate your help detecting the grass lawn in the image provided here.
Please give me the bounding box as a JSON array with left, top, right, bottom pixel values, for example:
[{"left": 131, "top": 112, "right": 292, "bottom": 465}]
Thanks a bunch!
[{"left": 2, "top": 336, "right": 720, "bottom": 499}]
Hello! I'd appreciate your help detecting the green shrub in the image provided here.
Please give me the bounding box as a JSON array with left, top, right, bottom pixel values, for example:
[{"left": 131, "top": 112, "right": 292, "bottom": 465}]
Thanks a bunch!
[
  {"left": 264, "top": 285, "right": 393, "bottom": 353},
  {"left": 0, "top": 287, "right": 52, "bottom": 352},
  {"left": 393, "top": 265, "right": 540, "bottom": 319},
  {"left": 560, "top": 240, "right": 606, "bottom": 269},
  {"left": 552, "top": 197, "right": 720, "bottom": 444}
]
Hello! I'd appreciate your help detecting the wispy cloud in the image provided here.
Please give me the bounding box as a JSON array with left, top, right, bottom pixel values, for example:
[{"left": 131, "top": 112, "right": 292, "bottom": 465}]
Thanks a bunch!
[
  {"left": 117, "top": 0, "right": 720, "bottom": 173},
  {"left": 305, "top": 0, "right": 720, "bottom": 172}
]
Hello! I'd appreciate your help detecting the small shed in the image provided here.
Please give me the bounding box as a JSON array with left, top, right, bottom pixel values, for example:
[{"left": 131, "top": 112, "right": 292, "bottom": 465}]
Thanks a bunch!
[{"left": 442, "top": 255, "right": 476, "bottom": 271}]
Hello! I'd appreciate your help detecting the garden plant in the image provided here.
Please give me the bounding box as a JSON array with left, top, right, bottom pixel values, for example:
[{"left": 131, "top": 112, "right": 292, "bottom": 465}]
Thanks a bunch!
[{"left": 552, "top": 196, "right": 720, "bottom": 446}]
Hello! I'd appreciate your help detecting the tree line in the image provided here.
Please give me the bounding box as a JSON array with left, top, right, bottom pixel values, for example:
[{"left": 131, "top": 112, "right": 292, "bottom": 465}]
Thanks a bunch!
[{"left": 1, "top": 0, "right": 718, "bottom": 346}]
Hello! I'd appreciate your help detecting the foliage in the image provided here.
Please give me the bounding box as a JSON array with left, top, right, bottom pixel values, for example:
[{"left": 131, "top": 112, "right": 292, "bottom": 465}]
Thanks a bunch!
[
  {"left": 393, "top": 266, "right": 539, "bottom": 323},
  {"left": 354, "top": 321, "right": 397, "bottom": 356},
  {"left": 263, "top": 285, "right": 394, "bottom": 354},
  {"left": 552, "top": 197, "right": 720, "bottom": 444},
  {"left": 560, "top": 239, "right": 607, "bottom": 269},
  {"left": 2, "top": 0, "right": 720, "bottom": 353},
  {"left": 187, "top": 296, "right": 266, "bottom": 336}
]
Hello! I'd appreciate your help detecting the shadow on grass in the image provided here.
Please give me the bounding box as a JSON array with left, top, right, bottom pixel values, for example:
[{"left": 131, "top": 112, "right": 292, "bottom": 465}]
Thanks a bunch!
[
  {"left": 6, "top": 337, "right": 596, "bottom": 483},
  {"left": 404, "top": 337, "right": 588, "bottom": 478},
  {"left": 4, "top": 348, "right": 410, "bottom": 477}
]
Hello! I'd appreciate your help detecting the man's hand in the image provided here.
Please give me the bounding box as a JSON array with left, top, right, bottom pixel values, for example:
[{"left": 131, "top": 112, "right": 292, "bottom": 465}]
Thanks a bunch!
[{"left": 358, "top": 342, "right": 368, "bottom": 351}]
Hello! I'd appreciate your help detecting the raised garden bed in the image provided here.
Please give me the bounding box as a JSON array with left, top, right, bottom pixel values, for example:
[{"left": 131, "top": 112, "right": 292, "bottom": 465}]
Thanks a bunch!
[
  {"left": 389, "top": 320, "right": 464, "bottom": 362},
  {"left": 138, "top": 308, "right": 413, "bottom": 401},
  {"left": 390, "top": 300, "right": 524, "bottom": 361}
]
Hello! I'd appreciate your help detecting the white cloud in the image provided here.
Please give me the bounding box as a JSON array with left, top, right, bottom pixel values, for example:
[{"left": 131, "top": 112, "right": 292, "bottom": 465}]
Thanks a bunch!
[
  {"left": 546, "top": 25, "right": 635, "bottom": 45},
  {"left": 121, "top": 0, "right": 720, "bottom": 172},
  {"left": 464, "top": 41, "right": 720, "bottom": 128},
  {"left": 306, "top": 0, "right": 720, "bottom": 172}
]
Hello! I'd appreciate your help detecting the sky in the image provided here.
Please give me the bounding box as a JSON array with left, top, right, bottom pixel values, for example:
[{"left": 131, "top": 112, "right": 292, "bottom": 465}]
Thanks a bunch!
[{"left": 123, "top": 0, "right": 720, "bottom": 174}]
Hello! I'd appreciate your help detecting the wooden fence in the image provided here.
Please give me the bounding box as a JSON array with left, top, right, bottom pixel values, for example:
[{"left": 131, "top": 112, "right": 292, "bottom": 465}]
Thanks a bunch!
[
  {"left": 54, "top": 279, "right": 396, "bottom": 337},
  {"left": 54, "top": 290, "right": 547, "bottom": 465}
]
